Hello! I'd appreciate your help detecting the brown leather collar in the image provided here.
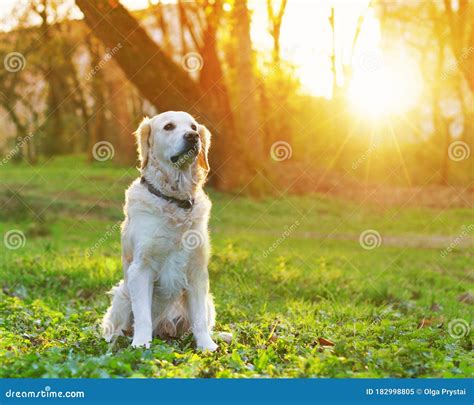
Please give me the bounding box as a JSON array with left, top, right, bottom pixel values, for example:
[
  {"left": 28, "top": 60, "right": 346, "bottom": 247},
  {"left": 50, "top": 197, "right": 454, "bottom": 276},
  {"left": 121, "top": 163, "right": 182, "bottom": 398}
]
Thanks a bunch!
[{"left": 140, "top": 176, "right": 194, "bottom": 210}]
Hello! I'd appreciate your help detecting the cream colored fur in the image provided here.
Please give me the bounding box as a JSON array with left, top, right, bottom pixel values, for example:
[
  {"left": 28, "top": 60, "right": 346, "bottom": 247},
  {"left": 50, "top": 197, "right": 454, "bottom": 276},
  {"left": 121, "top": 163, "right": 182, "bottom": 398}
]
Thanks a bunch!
[{"left": 102, "top": 111, "right": 224, "bottom": 351}]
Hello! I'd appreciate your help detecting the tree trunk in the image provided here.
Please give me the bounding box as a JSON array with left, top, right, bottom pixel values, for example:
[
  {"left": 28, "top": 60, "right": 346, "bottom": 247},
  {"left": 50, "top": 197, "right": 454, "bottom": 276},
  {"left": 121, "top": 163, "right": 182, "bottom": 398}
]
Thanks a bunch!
[
  {"left": 443, "top": 0, "right": 474, "bottom": 92},
  {"left": 431, "top": 8, "right": 451, "bottom": 185},
  {"left": 151, "top": 0, "right": 172, "bottom": 56},
  {"left": 44, "top": 79, "right": 65, "bottom": 155},
  {"left": 75, "top": 0, "right": 244, "bottom": 191},
  {"left": 267, "top": 0, "right": 288, "bottom": 66},
  {"left": 106, "top": 67, "right": 136, "bottom": 165},
  {"left": 328, "top": 7, "right": 337, "bottom": 98},
  {"left": 232, "top": 0, "right": 264, "bottom": 167},
  {"left": 198, "top": 5, "right": 240, "bottom": 183}
]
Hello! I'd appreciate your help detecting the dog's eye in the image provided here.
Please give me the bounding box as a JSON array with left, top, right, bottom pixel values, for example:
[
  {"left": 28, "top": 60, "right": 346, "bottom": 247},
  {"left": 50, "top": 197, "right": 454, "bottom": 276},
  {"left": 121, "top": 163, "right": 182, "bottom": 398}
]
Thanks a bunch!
[
  {"left": 191, "top": 124, "right": 197, "bottom": 131},
  {"left": 164, "top": 123, "right": 175, "bottom": 131}
]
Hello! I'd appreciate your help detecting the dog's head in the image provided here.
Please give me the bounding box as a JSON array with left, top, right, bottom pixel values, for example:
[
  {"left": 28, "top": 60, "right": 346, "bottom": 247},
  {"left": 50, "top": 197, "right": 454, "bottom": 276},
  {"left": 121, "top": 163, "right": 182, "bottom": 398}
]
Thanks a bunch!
[{"left": 135, "top": 111, "right": 211, "bottom": 173}]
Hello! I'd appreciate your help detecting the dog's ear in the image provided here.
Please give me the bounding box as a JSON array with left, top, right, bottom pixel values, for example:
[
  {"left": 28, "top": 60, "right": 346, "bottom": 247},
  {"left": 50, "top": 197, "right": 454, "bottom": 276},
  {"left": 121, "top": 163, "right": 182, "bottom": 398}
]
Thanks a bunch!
[
  {"left": 197, "top": 124, "right": 211, "bottom": 172},
  {"left": 135, "top": 117, "right": 151, "bottom": 169}
]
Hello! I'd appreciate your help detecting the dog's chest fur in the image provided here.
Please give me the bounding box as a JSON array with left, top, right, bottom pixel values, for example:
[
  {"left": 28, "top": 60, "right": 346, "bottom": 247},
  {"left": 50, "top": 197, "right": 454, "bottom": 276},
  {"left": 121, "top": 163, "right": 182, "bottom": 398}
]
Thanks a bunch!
[{"left": 122, "top": 179, "right": 210, "bottom": 298}]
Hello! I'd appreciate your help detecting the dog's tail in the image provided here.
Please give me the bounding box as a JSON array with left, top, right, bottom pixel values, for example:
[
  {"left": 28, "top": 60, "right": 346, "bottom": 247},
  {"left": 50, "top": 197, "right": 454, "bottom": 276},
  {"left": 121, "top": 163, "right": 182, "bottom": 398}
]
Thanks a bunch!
[{"left": 102, "top": 280, "right": 132, "bottom": 342}]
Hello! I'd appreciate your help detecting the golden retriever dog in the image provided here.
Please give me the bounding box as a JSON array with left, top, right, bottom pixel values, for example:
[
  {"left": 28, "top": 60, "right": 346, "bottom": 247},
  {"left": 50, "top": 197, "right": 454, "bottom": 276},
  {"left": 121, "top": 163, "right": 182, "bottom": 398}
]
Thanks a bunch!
[{"left": 102, "top": 111, "right": 229, "bottom": 351}]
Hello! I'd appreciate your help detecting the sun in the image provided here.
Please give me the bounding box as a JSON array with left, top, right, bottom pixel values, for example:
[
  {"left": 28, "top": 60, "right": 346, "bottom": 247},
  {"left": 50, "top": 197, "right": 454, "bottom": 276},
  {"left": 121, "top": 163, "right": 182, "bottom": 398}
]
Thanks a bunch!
[{"left": 348, "top": 53, "right": 422, "bottom": 119}]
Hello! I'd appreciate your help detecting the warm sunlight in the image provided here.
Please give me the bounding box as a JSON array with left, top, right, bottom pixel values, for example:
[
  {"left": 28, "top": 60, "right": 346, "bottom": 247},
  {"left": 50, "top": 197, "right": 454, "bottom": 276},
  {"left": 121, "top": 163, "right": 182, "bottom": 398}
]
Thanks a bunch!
[
  {"left": 249, "top": 0, "right": 375, "bottom": 98},
  {"left": 348, "top": 54, "right": 423, "bottom": 118},
  {"left": 1, "top": 0, "right": 473, "bottom": 389}
]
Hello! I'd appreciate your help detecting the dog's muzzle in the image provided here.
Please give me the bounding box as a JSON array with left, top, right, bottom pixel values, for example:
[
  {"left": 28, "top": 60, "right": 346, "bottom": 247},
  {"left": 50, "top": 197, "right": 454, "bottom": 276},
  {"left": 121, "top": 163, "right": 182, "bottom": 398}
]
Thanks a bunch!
[{"left": 170, "top": 135, "right": 200, "bottom": 166}]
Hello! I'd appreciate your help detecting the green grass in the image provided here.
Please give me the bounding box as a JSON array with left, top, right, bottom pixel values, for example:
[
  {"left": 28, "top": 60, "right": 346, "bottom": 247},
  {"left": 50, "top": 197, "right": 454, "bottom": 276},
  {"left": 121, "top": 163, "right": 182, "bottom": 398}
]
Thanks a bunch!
[{"left": 0, "top": 155, "right": 472, "bottom": 378}]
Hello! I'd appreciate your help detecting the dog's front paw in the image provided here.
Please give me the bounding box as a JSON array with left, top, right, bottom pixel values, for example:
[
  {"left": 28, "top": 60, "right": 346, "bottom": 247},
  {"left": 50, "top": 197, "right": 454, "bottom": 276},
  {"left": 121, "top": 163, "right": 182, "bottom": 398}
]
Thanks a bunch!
[
  {"left": 196, "top": 336, "right": 218, "bottom": 352},
  {"left": 131, "top": 336, "right": 151, "bottom": 349}
]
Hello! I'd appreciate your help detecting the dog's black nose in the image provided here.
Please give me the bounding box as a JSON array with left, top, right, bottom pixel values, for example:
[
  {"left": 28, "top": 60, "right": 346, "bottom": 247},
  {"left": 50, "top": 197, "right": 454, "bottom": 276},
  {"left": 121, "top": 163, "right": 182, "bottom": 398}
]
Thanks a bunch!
[{"left": 184, "top": 131, "right": 199, "bottom": 144}]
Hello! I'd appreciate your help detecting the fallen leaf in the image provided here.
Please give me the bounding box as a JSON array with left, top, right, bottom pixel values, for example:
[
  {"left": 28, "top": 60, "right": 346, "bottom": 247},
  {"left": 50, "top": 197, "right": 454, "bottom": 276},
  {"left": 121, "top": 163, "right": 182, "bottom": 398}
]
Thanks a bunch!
[
  {"left": 418, "top": 317, "right": 444, "bottom": 328},
  {"left": 418, "top": 318, "right": 432, "bottom": 328},
  {"left": 318, "top": 337, "right": 335, "bottom": 346}
]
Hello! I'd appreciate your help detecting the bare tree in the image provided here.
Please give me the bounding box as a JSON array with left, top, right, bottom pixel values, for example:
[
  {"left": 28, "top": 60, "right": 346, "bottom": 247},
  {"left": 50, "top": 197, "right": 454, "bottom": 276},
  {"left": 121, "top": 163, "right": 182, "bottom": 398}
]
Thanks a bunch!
[
  {"left": 379, "top": 1, "right": 473, "bottom": 184},
  {"left": 149, "top": 0, "right": 173, "bottom": 56},
  {"left": 266, "top": 0, "right": 288, "bottom": 66},
  {"left": 443, "top": 0, "right": 474, "bottom": 92},
  {"left": 231, "top": 0, "right": 264, "bottom": 169},
  {"left": 328, "top": 6, "right": 337, "bottom": 98},
  {"left": 75, "top": 0, "right": 254, "bottom": 191},
  {"left": 173, "top": 0, "right": 238, "bottom": 178}
]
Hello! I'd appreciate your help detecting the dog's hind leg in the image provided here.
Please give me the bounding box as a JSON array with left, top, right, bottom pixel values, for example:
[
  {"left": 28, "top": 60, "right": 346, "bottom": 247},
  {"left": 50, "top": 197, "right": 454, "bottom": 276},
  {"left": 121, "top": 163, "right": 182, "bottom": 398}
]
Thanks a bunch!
[{"left": 102, "top": 280, "right": 132, "bottom": 341}]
